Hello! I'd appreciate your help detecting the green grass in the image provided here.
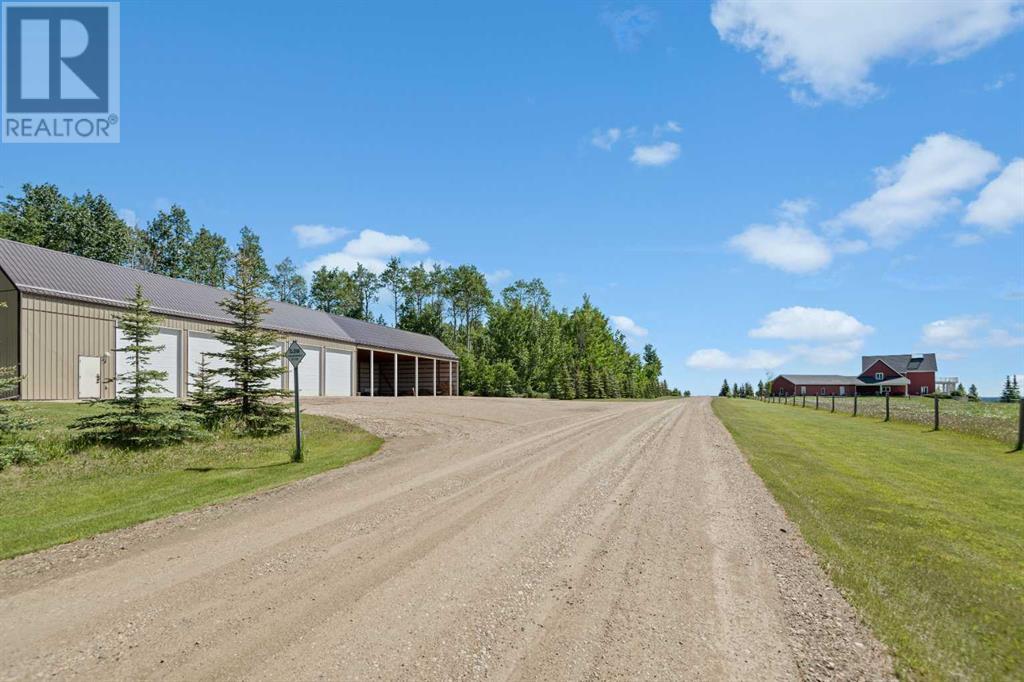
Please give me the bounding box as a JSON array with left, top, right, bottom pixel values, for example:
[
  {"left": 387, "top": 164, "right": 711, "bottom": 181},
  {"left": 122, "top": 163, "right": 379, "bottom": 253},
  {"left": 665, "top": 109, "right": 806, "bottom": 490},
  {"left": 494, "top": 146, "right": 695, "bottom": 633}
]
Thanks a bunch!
[
  {"left": 0, "top": 402, "right": 382, "bottom": 559},
  {"left": 776, "top": 395, "right": 1019, "bottom": 445},
  {"left": 713, "top": 398, "right": 1024, "bottom": 681}
]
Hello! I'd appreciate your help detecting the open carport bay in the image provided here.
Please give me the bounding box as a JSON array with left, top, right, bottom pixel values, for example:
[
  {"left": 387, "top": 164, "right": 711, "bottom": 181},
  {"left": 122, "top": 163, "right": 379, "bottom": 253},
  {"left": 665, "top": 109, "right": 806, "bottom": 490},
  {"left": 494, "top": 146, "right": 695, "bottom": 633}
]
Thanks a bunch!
[{"left": 0, "top": 398, "right": 892, "bottom": 680}]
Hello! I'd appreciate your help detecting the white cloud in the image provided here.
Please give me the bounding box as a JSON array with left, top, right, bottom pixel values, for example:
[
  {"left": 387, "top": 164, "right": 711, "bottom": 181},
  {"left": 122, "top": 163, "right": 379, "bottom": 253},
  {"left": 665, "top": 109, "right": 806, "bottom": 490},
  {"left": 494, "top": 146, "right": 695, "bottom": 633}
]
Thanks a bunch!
[
  {"left": 343, "top": 229, "right": 429, "bottom": 259},
  {"left": 611, "top": 315, "right": 649, "bottom": 338},
  {"left": 601, "top": 6, "right": 658, "bottom": 51},
  {"left": 591, "top": 128, "right": 622, "bottom": 151},
  {"left": 291, "top": 224, "right": 350, "bottom": 248},
  {"left": 711, "top": 0, "right": 1024, "bottom": 105},
  {"left": 653, "top": 120, "right": 682, "bottom": 137},
  {"left": 302, "top": 229, "right": 431, "bottom": 276},
  {"left": 964, "top": 158, "right": 1024, "bottom": 232},
  {"left": 985, "top": 72, "right": 1016, "bottom": 90},
  {"left": 828, "top": 133, "right": 1001, "bottom": 246},
  {"left": 989, "top": 328, "right": 1024, "bottom": 347},
  {"left": 921, "top": 315, "right": 988, "bottom": 349},
  {"left": 630, "top": 141, "right": 680, "bottom": 167},
  {"left": 118, "top": 208, "right": 137, "bottom": 226},
  {"left": 953, "top": 232, "right": 983, "bottom": 247},
  {"left": 685, "top": 348, "right": 788, "bottom": 371},
  {"left": 729, "top": 224, "right": 832, "bottom": 273},
  {"left": 750, "top": 306, "right": 874, "bottom": 341},
  {"left": 486, "top": 269, "right": 512, "bottom": 286}
]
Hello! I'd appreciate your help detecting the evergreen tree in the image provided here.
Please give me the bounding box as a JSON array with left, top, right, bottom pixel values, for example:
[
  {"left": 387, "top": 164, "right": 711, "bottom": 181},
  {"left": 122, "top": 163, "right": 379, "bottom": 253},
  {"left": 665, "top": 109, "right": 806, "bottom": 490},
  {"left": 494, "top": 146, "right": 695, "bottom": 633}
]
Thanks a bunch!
[
  {"left": 182, "top": 354, "right": 223, "bottom": 429},
  {"left": 557, "top": 365, "right": 575, "bottom": 399},
  {"left": 186, "top": 227, "right": 232, "bottom": 288},
  {"left": 757, "top": 380, "right": 764, "bottom": 397},
  {"left": 235, "top": 226, "right": 270, "bottom": 292},
  {"left": 1001, "top": 376, "right": 1013, "bottom": 402},
  {"left": 683, "top": 390, "right": 691, "bottom": 397},
  {"left": 211, "top": 254, "right": 289, "bottom": 435},
  {"left": 1011, "top": 376, "right": 1021, "bottom": 401},
  {"left": 968, "top": 384, "right": 979, "bottom": 402},
  {"left": 269, "top": 257, "right": 308, "bottom": 306},
  {"left": 71, "top": 286, "right": 197, "bottom": 447},
  {"left": 0, "top": 367, "right": 38, "bottom": 469},
  {"left": 719, "top": 379, "right": 730, "bottom": 397},
  {"left": 733, "top": 382, "right": 739, "bottom": 398}
]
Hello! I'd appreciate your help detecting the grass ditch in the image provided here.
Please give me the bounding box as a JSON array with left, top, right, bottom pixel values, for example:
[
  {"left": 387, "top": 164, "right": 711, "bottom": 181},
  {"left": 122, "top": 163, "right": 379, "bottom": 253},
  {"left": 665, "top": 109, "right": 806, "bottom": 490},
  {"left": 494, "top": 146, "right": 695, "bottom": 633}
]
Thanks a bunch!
[{"left": 713, "top": 397, "right": 1023, "bottom": 680}]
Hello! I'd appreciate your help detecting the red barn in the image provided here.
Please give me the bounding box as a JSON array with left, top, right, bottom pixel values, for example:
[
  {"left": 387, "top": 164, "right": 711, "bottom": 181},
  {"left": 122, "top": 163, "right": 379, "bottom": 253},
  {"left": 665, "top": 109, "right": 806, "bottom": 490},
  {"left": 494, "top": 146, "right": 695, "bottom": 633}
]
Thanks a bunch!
[{"left": 771, "top": 353, "right": 937, "bottom": 397}]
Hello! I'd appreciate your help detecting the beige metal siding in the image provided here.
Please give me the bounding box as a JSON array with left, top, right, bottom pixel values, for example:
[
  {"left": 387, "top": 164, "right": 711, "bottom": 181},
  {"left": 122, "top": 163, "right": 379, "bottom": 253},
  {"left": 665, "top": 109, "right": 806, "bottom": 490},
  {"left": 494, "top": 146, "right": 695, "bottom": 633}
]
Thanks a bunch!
[{"left": 19, "top": 294, "right": 357, "bottom": 400}]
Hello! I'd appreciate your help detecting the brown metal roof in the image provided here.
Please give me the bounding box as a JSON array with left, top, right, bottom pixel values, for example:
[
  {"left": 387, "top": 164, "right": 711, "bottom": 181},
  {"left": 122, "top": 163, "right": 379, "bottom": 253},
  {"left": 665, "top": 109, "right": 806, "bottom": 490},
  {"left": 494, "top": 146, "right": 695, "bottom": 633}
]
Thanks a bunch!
[
  {"left": 330, "top": 315, "right": 457, "bottom": 359},
  {"left": 0, "top": 238, "right": 457, "bottom": 359}
]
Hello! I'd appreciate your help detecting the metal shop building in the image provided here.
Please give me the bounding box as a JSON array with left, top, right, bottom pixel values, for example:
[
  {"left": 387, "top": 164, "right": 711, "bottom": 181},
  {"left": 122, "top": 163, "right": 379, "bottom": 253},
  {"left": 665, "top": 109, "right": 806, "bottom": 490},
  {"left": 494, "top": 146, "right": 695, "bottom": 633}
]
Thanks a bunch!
[{"left": 0, "top": 239, "right": 459, "bottom": 400}]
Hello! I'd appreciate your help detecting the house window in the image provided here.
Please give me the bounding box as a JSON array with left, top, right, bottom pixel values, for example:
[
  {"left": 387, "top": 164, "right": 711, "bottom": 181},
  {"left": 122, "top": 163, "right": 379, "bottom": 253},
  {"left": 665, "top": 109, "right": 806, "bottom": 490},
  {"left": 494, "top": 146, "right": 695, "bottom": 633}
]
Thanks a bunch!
[
  {"left": 800, "top": 386, "right": 806, "bottom": 395},
  {"left": 881, "top": 386, "right": 891, "bottom": 394},
  {"left": 875, "top": 372, "right": 884, "bottom": 380},
  {"left": 820, "top": 388, "right": 827, "bottom": 395},
  {"left": 921, "top": 386, "right": 929, "bottom": 395},
  {"left": 839, "top": 386, "right": 846, "bottom": 396}
]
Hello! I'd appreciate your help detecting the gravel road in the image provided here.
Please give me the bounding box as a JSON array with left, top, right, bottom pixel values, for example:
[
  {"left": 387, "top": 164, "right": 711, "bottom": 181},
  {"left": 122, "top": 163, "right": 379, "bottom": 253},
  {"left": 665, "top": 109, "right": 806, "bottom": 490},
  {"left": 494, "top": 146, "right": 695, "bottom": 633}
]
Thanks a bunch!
[{"left": 0, "top": 397, "right": 893, "bottom": 680}]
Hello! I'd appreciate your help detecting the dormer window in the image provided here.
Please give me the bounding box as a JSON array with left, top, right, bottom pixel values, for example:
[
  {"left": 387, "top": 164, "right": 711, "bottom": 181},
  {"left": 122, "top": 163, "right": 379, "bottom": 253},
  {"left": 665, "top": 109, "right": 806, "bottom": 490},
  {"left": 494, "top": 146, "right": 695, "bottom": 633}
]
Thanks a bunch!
[{"left": 875, "top": 372, "right": 884, "bottom": 380}]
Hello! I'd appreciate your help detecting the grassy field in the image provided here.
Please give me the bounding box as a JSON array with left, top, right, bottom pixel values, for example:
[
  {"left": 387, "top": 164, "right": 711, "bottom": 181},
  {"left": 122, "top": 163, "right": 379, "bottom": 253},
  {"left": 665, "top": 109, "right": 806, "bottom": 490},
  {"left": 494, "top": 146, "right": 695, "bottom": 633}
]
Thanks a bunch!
[
  {"left": 0, "top": 402, "right": 382, "bottom": 559},
  {"left": 769, "top": 394, "right": 1019, "bottom": 446},
  {"left": 713, "top": 398, "right": 1023, "bottom": 681}
]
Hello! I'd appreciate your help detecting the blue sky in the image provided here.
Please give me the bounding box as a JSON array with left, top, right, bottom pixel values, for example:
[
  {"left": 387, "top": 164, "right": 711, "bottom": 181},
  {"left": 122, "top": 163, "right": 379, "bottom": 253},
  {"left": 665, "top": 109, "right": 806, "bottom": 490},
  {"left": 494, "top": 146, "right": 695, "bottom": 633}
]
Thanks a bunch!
[{"left": 2, "top": 1, "right": 1022, "bottom": 395}]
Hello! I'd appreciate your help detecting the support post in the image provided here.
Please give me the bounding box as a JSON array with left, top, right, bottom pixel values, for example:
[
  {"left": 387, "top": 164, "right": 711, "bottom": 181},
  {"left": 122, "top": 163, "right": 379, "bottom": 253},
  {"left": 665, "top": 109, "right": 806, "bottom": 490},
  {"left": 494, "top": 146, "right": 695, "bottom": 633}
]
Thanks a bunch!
[
  {"left": 292, "top": 364, "right": 302, "bottom": 463},
  {"left": 369, "top": 350, "right": 374, "bottom": 397},
  {"left": 815, "top": 395, "right": 819, "bottom": 410},
  {"left": 853, "top": 393, "right": 858, "bottom": 417},
  {"left": 394, "top": 352, "right": 398, "bottom": 397},
  {"left": 433, "top": 358, "right": 437, "bottom": 396},
  {"left": 1017, "top": 398, "right": 1024, "bottom": 451},
  {"left": 802, "top": 396, "right": 805, "bottom": 408},
  {"left": 415, "top": 357, "right": 419, "bottom": 396},
  {"left": 885, "top": 394, "right": 890, "bottom": 421},
  {"left": 449, "top": 362, "right": 453, "bottom": 396},
  {"left": 831, "top": 395, "right": 835, "bottom": 413},
  {"left": 934, "top": 395, "right": 940, "bottom": 431}
]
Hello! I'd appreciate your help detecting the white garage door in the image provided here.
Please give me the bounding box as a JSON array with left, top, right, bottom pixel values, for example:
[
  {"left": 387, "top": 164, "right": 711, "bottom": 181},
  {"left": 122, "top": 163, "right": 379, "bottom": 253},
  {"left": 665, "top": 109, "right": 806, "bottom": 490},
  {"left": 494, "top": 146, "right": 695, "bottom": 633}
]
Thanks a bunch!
[
  {"left": 187, "top": 333, "right": 233, "bottom": 390},
  {"left": 116, "top": 327, "right": 180, "bottom": 398},
  {"left": 324, "top": 349, "right": 352, "bottom": 397},
  {"left": 297, "top": 345, "right": 321, "bottom": 396}
]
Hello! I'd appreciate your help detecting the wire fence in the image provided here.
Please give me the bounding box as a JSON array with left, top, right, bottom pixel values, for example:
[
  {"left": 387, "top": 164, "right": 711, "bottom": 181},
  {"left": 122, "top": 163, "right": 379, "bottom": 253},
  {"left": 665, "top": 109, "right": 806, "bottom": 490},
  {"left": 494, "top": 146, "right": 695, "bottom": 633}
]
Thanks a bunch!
[{"left": 758, "top": 394, "right": 1024, "bottom": 449}]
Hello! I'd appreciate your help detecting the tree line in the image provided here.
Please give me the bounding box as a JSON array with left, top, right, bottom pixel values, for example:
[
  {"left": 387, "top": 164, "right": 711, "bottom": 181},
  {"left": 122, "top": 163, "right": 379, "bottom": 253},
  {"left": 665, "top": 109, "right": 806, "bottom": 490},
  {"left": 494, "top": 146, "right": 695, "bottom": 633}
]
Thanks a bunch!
[{"left": 0, "top": 182, "right": 679, "bottom": 399}]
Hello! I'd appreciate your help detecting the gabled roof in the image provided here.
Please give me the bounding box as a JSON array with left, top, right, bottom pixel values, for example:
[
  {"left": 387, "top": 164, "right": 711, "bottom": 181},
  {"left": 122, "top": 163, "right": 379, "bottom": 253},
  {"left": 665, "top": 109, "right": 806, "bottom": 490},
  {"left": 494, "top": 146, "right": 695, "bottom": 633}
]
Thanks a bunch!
[
  {"left": 0, "top": 238, "right": 457, "bottom": 359},
  {"left": 330, "top": 315, "right": 457, "bottom": 359},
  {"left": 861, "top": 354, "right": 937, "bottom": 374},
  {"left": 776, "top": 373, "right": 910, "bottom": 387},
  {"left": 777, "top": 374, "right": 859, "bottom": 386}
]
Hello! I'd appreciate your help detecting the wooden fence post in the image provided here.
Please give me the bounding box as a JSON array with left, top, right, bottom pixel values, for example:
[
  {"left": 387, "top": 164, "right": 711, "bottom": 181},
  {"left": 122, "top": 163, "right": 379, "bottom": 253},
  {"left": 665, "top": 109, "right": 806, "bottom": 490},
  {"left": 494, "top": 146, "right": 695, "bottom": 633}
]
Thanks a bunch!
[
  {"left": 885, "top": 394, "right": 890, "bottom": 422},
  {"left": 853, "top": 393, "right": 858, "bottom": 417},
  {"left": 815, "top": 395, "right": 819, "bottom": 410},
  {"left": 831, "top": 395, "right": 835, "bottom": 413},
  {"left": 802, "top": 395, "right": 806, "bottom": 408},
  {"left": 1016, "top": 398, "right": 1023, "bottom": 451},
  {"left": 934, "top": 396, "right": 940, "bottom": 431}
]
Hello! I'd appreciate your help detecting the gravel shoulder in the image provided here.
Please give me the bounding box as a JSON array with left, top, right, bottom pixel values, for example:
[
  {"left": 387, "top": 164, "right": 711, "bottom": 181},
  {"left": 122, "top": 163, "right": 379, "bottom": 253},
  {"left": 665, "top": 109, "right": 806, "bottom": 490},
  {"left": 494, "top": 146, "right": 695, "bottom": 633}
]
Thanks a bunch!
[{"left": 0, "top": 397, "right": 893, "bottom": 680}]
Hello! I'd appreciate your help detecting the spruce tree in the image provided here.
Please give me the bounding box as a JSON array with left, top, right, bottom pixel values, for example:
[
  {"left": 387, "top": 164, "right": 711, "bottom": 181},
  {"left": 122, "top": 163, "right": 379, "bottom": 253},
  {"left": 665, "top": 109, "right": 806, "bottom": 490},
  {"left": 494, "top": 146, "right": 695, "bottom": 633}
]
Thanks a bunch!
[
  {"left": 968, "top": 384, "right": 979, "bottom": 402},
  {"left": 182, "top": 354, "right": 222, "bottom": 429},
  {"left": 212, "top": 254, "right": 289, "bottom": 435},
  {"left": 1002, "top": 376, "right": 1013, "bottom": 402},
  {"left": 1011, "top": 376, "right": 1021, "bottom": 401},
  {"left": 719, "top": 379, "right": 730, "bottom": 397},
  {"left": 733, "top": 382, "right": 739, "bottom": 398},
  {"left": 0, "top": 367, "right": 37, "bottom": 468},
  {"left": 72, "top": 285, "right": 197, "bottom": 447}
]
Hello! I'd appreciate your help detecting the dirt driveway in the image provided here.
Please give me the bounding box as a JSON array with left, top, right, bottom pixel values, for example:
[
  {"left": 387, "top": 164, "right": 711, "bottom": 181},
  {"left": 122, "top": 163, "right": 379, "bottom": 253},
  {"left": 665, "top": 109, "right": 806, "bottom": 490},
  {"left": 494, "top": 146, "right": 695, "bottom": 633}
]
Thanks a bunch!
[{"left": 0, "top": 397, "right": 892, "bottom": 680}]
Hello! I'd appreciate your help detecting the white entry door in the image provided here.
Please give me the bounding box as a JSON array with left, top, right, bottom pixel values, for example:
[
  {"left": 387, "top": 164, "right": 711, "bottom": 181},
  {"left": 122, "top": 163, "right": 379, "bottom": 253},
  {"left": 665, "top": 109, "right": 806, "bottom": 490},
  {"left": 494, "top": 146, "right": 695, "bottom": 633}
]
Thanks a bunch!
[
  {"left": 324, "top": 349, "right": 352, "bottom": 396},
  {"left": 297, "top": 345, "right": 321, "bottom": 396},
  {"left": 78, "top": 356, "right": 101, "bottom": 399}
]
